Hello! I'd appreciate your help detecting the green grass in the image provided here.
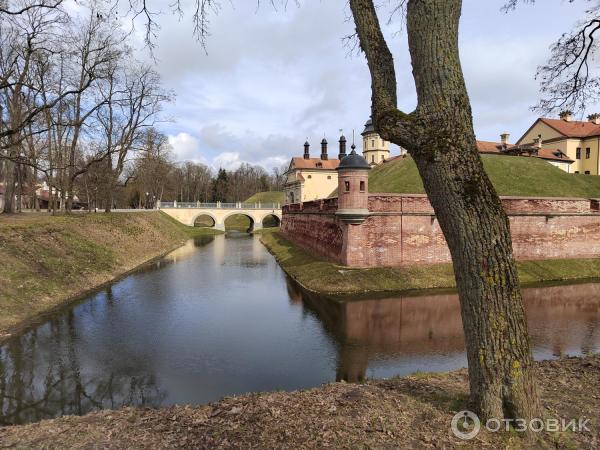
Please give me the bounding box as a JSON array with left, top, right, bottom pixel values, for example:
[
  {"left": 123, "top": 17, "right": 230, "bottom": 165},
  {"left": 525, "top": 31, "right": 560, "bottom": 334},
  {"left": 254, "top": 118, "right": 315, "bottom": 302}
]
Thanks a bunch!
[
  {"left": 260, "top": 231, "right": 600, "bottom": 296},
  {"left": 368, "top": 154, "right": 600, "bottom": 197},
  {"left": 244, "top": 191, "right": 284, "bottom": 204},
  {"left": 0, "top": 211, "right": 215, "bottom": 338}
]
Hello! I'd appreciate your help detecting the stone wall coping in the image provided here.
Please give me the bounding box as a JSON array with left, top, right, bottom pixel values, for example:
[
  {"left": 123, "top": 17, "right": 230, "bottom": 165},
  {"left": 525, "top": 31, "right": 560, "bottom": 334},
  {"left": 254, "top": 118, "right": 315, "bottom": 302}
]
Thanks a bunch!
[{"left": 369, "top": 193, "right": 591, "bottom": 201}]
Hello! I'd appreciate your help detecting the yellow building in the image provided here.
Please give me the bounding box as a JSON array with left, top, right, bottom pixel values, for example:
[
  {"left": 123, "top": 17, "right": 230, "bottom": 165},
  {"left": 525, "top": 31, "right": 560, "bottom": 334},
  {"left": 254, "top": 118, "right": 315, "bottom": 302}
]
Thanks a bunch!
[
  {"left": 284, "top": 121, "right": 394, "bottom": 205},
  {"left": 516, "top": 111, "right": 600, "bottom": 175},
  {"left": 283, "top": 139, "right": 340, "bottom": 205},
  {"left": 361, "top": 118, "right": 391, "bottom": 166}
]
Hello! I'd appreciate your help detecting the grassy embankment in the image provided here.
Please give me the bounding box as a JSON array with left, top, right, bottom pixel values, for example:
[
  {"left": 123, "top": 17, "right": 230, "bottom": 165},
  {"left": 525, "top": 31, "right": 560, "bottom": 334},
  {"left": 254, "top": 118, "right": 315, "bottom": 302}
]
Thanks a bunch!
[
  {"left": 368, "top": 153, "right": 600, "bottom": 196},
  {"left": 261, "top": 229, "right": 600, "bottom": 296},
  {"left": 193, "top": 191, "right": 283, "bottom": 230},
  {"left": 0, "top": 211, "right": 219, "bottom": 340}
]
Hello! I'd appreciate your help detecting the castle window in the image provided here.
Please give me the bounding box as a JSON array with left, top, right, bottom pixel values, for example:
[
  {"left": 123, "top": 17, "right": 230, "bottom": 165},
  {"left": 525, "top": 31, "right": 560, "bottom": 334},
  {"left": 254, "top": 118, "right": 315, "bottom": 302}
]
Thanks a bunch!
[
  {"left": 575, "top": 171, "right": 580, "bottom": 174},
  {"left": 307, "top": 175, "right": 312, "bottom": 179},
  {"left": 371, "top": 139, "right": 375, "bottom": 147},
  {"left": 586, "top": 148, "right": 591, "bottom": 159},
  {"left": 371, "top": 155, "right": 375, "bottom": 163},
  {"left": 360, "top": 181, "right": 365, "bottom": 192},
  {"left": 576, "top": 148, "right": 581, "bottom": 159},
  {"left": 585, "top": 170, "right": 591, "bottom": 175},
  {"left": 327, "top": 175, "right": 331, "bottom": 179},
  {"left": 344, "top": 181, "right": 350, "bottom": 192}
]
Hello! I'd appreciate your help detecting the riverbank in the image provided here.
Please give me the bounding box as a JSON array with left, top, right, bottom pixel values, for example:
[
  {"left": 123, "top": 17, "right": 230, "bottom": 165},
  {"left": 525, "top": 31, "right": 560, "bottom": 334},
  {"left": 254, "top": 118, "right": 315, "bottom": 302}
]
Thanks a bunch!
[
  {"left": 1, "top": 354, "right": 597, "bottom": 448},
  {"left": 260, "top": 231, "right": 600, "bottom": 295},
  {"left": 0, "top": 211, "right": 220, "bottom": 341}
]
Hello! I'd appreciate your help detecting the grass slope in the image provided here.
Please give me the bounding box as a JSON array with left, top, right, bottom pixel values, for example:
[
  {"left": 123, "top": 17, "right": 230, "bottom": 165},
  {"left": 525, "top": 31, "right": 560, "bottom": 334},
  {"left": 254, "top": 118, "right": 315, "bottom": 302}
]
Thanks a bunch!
[
  {"left": 244, "top": 191, "right": 284, "bottom": 204},
  {"left": 260, "top": 231, "right": 600, "bottom": 295},
  {"left": 0, "top": 211, "right": 217, "bottom": 338},
  {"left": 369, "top": 154, "right": 600, "bottom": 197}
]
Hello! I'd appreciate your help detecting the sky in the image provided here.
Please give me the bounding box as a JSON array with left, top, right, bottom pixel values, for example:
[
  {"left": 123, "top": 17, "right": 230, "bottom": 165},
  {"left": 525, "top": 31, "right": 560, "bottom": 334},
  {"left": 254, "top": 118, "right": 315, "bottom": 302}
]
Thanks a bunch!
[{"left": 131, "top": 0, "right": 591, "bottom": 172}]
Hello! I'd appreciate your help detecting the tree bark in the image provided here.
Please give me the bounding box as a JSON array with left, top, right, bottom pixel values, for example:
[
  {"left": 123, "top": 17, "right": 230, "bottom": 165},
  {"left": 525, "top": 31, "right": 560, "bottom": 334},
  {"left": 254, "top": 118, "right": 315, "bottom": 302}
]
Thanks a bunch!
[{"left": 350, "top": 0, "right": 541, "bottom": 422}]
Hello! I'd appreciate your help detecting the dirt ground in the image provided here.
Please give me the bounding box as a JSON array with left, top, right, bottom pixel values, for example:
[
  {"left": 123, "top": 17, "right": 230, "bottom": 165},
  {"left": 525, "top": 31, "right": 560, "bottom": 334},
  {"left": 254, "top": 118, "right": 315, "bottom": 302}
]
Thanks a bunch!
[{"left": 1, "top": 354, "right": 598, "bottom": 449}]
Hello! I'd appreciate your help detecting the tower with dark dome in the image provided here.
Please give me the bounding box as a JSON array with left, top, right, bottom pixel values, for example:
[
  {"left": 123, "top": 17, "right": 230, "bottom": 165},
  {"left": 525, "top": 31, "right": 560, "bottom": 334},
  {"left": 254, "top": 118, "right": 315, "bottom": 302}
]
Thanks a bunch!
[
  {"left": 361, "top": 118, "right": 390, "bottom": 166},
  {"left": 336, "top": 145, "right": 371, "bottom": 224}
]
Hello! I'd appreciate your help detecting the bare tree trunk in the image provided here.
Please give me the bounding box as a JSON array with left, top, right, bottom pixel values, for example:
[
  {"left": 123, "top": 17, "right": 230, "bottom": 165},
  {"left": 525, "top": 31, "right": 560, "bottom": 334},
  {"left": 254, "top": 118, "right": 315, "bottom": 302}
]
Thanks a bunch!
[
  {"left": 3, "top": 160, "right": 15, "bottom": 213},
  {"left": 350, "top": 0, "right": 540, "bottom": 422}
]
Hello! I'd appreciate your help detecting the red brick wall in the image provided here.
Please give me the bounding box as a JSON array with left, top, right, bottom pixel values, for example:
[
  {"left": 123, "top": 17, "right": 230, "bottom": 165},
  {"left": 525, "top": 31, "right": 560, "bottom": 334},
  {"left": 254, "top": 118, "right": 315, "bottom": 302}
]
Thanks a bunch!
[
  {"left": 281, "top": 194, "right": 600, "bottom": 267},
  {"left": 280, "top": 212, "right": 345, "bottom": 263}
]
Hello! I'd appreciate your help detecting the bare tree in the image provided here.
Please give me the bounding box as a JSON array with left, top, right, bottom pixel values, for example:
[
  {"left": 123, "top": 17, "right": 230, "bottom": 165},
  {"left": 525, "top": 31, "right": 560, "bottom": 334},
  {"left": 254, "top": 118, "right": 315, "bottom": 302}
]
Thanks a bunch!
[
  {"left": 505, "top": 0, "right": 600, "bottom": 114},
  {"left": 97, "top": 60, "right": 171, "bottom": 212},
  {"left": 348, "top": 0, "right": 540, "bottom": 422}
]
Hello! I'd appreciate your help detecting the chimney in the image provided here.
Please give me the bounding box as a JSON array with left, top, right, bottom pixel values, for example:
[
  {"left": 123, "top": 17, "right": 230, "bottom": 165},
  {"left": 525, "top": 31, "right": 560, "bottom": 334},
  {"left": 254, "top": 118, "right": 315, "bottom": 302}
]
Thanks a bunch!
[
  {"left": 338, "top": 135, "right": 347, "bottom": 160},
  {"left": 303, "top": 141, "right": 310, "bottom": 160},
  {"left": 559, "top": 110, "right": 574, "bottom": 122},
  {"left": 588, "top": 113, "right": 600, "bottom": 125},
  {"left": 500, "top": 132, "right": 510, "bottom": 146},
  {"left": 320, "top": 138, "right": 328, "bottom": 161}
]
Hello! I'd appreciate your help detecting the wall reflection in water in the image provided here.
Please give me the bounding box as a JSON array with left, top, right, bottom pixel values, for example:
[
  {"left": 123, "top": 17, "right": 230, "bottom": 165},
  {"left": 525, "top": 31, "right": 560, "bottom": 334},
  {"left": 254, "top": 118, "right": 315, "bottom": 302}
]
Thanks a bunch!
[{"left": 289, "top": 281, "right": 600, "bottom": 383}]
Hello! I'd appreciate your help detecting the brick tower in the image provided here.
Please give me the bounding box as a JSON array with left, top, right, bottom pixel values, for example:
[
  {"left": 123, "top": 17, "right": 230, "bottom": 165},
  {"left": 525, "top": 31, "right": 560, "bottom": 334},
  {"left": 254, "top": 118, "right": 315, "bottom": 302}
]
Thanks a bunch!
[{"left": 336, "top": 144, "right": 371, "bottom": 224}]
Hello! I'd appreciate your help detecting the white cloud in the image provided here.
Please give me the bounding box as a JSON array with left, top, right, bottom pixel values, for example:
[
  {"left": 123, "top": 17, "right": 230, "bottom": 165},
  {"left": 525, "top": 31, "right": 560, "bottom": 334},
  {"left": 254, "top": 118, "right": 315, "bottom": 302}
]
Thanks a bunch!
[
  {"left": 167, "top": 132, "right": 206, "bottom": 164},
  {"left": 212, "top": 152, "right": 242, "bottom": 171}
]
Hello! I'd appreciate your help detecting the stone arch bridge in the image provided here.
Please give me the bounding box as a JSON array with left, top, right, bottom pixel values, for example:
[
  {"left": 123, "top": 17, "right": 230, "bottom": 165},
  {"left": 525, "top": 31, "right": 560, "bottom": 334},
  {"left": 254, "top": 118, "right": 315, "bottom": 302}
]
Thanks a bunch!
[{"left": 158, "top": 201, "right": 282, "bottom": 232}]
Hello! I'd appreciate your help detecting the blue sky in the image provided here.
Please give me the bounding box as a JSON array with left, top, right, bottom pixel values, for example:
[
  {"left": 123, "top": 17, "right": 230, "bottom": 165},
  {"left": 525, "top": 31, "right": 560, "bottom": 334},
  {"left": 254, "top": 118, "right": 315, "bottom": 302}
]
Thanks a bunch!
[{"left": 138, "top": 0, "right": 591, "bottom": 171}]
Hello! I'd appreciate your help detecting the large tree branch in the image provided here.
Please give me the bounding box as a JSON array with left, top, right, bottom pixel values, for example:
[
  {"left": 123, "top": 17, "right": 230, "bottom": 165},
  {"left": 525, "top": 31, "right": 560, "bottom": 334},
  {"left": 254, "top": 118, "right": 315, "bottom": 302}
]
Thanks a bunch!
[{"left": 348, "top": 0, "right": 418, "bottom": 149}]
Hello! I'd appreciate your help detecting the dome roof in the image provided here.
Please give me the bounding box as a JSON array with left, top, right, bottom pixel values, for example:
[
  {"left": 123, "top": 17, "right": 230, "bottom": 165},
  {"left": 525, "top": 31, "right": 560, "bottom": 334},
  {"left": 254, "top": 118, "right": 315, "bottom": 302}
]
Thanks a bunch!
[
  {"left": 337, "top": 147, "right": 370, "bottom": 170},
  {"left": 361, "top": 118, "right": 375, "bottom": 136}
]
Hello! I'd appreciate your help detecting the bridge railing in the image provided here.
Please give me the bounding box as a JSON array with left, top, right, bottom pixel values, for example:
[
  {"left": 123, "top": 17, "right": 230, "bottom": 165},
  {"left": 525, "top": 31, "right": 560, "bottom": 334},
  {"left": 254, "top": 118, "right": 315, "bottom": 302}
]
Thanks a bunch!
[{"left": 158, "top": 201, "right": 281, "bottom": 210}]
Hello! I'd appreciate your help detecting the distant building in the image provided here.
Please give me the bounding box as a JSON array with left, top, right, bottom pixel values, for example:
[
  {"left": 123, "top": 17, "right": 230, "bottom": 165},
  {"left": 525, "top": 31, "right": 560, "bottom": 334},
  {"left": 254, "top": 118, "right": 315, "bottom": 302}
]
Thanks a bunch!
[
  {"left": 361, "top": 118, "right": 391, "bottom": 166},
  {"left": 477, "top": 133, "right": 574, "bottom": 173},
  {"left": 283, "top": 139, "right": 340, "bottom": 205},
  {"left": 283, "top": 118, "right": 394, "bottom": 205},
  {"left": 516, "top": 111, "right": 600, "bottom": 174}
]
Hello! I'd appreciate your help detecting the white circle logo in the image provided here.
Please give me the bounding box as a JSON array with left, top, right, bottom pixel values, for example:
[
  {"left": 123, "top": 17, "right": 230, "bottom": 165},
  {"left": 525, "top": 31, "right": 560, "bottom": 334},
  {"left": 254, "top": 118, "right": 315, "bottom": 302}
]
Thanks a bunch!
[{"left": 451, "top": 410, "right": 481, "bottom": 440}]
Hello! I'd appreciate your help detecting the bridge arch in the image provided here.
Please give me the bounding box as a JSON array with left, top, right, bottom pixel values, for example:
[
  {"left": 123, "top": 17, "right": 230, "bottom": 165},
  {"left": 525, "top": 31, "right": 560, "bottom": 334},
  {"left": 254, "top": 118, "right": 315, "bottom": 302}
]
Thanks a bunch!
[
  {"left": 259, "top": 212, "right": 282, "bottom": 228},
  {"left": 190, "top": 211, "right": 220, "bottom": 229},
  {"left": 222, "top": 211, "right": 259, "bottom": 232}
]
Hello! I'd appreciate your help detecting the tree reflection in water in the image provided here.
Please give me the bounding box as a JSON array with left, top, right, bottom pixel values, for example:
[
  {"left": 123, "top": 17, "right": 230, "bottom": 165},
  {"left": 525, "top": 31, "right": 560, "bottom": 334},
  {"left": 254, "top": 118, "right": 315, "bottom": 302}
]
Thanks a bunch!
[
  {"left": 288, "top": 280, "right": 600, "bottom": 383},
  {"left": 0, "top": 288, "right": 166, "bottom": 425}
]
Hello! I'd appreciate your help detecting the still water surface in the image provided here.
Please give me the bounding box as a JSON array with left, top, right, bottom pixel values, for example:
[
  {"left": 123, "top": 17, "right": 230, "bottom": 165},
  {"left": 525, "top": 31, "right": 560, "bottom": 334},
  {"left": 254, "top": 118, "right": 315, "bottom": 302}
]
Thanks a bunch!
[{"left": 1, "top": 233, "right": 599, "bottom": 424}]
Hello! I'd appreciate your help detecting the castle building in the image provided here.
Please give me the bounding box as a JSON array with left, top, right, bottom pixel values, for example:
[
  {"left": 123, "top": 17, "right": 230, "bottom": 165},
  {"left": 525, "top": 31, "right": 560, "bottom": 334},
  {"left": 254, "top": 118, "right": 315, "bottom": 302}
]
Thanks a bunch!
[
  {"left": 515, "top": 111, "right": 600, "bottom": 174},
  {"left": 283, "top": 119, "right": 392, "bottom": 205},
  {"left": 283, "top": 139, "right": 340, "bottom": 205},
  {"left": 361, "top": 118, "right": 390, "bottom": 166}
]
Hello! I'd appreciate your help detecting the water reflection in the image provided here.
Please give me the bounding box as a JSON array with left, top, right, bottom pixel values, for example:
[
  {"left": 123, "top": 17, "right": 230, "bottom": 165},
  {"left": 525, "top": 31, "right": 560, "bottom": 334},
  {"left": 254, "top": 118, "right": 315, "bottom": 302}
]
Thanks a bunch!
[
  {"left": 0, "top": 233, "right": 599, "bottom": 424},
  {"left": 0, "top": 301, "right": 166, "bottom": 425},
  {"left": 293, "top": 282, "right": 600, "bottom": 382}
]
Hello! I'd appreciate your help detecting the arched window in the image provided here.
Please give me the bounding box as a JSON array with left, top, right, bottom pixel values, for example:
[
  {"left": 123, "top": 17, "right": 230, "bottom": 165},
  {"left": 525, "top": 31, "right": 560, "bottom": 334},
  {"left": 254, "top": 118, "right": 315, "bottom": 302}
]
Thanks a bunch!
[{"left": 344, "top": 181, "right": 350, "bottom": 192}]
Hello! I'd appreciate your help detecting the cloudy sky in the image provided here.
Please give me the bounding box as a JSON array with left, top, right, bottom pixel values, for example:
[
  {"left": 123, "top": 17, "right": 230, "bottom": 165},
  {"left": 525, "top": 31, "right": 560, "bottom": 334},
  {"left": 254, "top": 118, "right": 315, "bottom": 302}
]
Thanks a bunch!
[{"left": 134, "top": 0, "right": 590, "bottom": 171}]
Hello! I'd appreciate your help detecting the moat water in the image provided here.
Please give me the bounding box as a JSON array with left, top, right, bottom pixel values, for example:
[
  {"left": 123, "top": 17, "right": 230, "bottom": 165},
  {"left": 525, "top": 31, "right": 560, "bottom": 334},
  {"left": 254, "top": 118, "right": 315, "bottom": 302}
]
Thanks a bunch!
[{"left": 1, "top": 233, "right": 599, "bottom": 424}]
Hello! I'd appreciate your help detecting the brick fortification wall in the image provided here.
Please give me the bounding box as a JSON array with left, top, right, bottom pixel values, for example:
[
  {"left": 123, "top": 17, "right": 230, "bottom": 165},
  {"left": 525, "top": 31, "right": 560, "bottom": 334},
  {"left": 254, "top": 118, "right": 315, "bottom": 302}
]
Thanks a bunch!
[{"left": 281, "top": 194, "right": 600, "bottom": 267}]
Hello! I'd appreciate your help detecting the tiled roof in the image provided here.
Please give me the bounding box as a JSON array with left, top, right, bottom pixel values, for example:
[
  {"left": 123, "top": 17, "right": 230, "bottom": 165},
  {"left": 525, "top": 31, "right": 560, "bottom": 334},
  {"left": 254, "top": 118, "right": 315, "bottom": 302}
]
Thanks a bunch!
[
  {"left": 290, "top": 157, "right": 340, "bottom": 170},
  {"left": 538, "top": 118, "right": 600, "bottom": 138},
  {"left": 476, "top": 140, "right": 573, "bottom": 163},
  {"left": 476, "top": 140, "right": 503, "bottom": 154}
]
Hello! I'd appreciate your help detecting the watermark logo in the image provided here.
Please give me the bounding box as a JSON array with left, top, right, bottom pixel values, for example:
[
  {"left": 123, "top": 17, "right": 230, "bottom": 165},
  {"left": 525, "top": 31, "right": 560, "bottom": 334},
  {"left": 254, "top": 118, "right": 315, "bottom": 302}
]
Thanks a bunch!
[
  {"left": 450, "top": 410, "right": 592, "bottom": 440},
  {"left": 451, "top": 410, "right": 481, "bottom": 440}
]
